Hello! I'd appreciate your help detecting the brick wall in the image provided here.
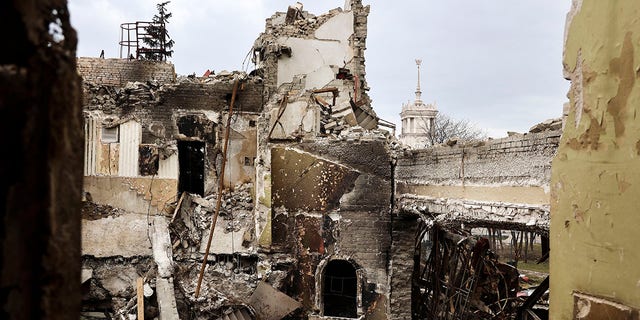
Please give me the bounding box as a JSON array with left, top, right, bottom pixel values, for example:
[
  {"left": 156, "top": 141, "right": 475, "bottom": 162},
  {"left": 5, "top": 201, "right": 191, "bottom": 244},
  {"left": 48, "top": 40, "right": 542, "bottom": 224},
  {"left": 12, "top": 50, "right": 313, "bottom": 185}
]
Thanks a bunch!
[
  {"left": 77, "top": 57, "right": 176, "bottom": 86},
  {"left": 396, "top": 130, "right": 561, "bottom": 187},
  {"left": 163, "top": 81, "right": 264, "bottom": 113},
  {"left": 394, "top": 130, "right": 560, "bottom": 232},
  {"left": 389, "top": 216, "right": 418, "bottom": 320}
]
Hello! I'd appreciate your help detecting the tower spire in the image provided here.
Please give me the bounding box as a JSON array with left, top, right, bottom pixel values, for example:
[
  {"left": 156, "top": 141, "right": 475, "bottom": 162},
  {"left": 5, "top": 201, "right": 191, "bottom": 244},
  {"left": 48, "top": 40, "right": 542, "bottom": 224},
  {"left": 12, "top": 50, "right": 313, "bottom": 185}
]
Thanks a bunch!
[{"left": 415, "top": 59, "right": 422, "bottom": 103}]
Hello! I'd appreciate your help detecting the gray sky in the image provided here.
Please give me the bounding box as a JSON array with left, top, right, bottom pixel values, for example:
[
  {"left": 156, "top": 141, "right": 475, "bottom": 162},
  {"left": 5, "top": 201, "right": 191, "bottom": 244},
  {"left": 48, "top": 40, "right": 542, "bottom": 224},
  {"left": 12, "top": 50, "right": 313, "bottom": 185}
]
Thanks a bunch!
[{"left": 69, "top": 0, "right": 570, "bottom": 138}]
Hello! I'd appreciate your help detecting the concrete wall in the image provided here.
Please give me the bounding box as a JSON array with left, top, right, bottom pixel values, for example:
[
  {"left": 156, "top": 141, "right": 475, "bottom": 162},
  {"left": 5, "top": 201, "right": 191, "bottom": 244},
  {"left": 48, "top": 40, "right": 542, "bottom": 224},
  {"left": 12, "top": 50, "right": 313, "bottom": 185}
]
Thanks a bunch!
[
  {"left": 77, "top": 57, "right": 176, "bottom": 86},
  {"left": 392, "top": 130, "right": 560, "bottom": 317},
  {"left": 551, "top": 1, "right": 640, "bottom": 318},
  {"left": 396, "top": 130, "right": 559, "bottom": 231},
  {"left": 84, "top": 176, "right": 178, "bottom": 214}
]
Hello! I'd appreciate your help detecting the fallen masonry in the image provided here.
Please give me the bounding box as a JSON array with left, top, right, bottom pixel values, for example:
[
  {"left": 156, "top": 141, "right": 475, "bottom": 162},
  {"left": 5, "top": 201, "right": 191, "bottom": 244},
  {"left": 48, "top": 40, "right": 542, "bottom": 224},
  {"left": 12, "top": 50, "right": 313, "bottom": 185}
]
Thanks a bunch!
[
  {"left": 4, "top": 0, "right": 640, "bottom": 319},
  {"left": 79, "top": 1, "right": 558, "bottom": 320}
]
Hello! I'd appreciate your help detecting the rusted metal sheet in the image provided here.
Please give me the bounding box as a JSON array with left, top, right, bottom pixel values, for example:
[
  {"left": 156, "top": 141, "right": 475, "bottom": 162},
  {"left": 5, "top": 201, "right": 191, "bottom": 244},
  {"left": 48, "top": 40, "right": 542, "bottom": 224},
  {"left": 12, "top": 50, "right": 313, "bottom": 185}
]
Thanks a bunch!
[{"left": 248, "top": 282, "right": 301, "bottom": 320}]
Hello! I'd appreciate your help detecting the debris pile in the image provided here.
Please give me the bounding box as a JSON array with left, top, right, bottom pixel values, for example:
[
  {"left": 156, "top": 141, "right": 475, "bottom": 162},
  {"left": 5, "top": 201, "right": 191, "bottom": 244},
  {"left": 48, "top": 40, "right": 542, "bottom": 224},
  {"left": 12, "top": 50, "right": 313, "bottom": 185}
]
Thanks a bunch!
[
  {"left": 81, "top": 257, "right": 159, "bottom": 320},
  {"left": 413, "top": 225, "right": 522, "bottom": 319},
  {"left": 84, "top": 80, "right": 164, "bottom": 112},
  {"left": 529, "top": 118, "right": 562, "bottom": 133},
  {"left": 169, "top": 183, "right": 255, "bottom": 260},
  {"left": 173, "top": 257, "right": 258, "bottom": 320},
  {"left": 82, "top": 200, "right": 125, "bottom": 220}
]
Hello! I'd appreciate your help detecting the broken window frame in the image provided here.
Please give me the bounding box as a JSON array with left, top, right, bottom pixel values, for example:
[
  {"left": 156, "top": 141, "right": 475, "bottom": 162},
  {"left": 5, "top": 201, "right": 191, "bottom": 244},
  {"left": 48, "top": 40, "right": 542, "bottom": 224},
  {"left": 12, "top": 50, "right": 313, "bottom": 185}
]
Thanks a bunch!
[{"left": 101, "top": 126, "right": 119, "bottom": 143}]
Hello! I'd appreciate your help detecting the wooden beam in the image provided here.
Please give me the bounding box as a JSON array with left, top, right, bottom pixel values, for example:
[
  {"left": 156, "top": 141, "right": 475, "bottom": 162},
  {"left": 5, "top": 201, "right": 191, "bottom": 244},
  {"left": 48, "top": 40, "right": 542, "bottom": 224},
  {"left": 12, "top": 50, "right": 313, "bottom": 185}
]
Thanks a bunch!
[
  {"left": 170, "top": 192, "right": 186, "bottom": 223},
  {"left": 137, "top": 277, "right": 144, "bottom": 320},
  {"left": 312, "top": 87, "right": 338, "bottom": 94}
]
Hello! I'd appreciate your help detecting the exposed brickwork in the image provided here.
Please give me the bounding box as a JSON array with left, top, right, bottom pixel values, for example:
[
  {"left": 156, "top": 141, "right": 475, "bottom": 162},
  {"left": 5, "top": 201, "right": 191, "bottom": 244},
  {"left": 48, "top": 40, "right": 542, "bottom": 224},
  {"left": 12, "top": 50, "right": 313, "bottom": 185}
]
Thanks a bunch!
[
  {"left": 396, "top": 130, "right": 561, "bottom": 187},
  {"left": 351, "top": 0, "right": 371, "bottom": 101},
  {"left": 389, "top": 216, "right": 419, "bottom": 320},
  {"left": 77, "top": 57, "right": 176, "bottom": 86},
  {"left": 394, "top": 130, "right": 559, "bottom": 232},
  {"left": 269, "top": 139, "right": 393, "bottom": 318},
  {"left": 163, "top": 81, "right": 264, "bottom": 113},
  {"left": 83, "top": 80, "right": 264, "bottom": 143}
]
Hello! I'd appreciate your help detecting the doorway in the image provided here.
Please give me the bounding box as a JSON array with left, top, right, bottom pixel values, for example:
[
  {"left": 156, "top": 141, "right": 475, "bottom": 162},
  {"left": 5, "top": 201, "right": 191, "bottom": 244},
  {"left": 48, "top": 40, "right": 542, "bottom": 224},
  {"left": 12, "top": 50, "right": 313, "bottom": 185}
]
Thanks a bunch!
[
  {"left": 178, "top": 140, "right": 205, "bottom": 196},
  {"left": 323, "top": 260, "right": 358, "bottom": 318}
]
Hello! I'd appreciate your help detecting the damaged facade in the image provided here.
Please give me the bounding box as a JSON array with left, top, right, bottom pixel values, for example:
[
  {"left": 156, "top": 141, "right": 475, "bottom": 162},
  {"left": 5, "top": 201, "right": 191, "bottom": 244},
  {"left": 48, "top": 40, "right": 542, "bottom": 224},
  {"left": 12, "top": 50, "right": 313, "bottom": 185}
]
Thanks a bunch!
[
  {"left": 80, "top": 1, "right": 396, "bottom": 319},
  {"left": 73, "top": 1, "right": 640, "bottom": 320}
]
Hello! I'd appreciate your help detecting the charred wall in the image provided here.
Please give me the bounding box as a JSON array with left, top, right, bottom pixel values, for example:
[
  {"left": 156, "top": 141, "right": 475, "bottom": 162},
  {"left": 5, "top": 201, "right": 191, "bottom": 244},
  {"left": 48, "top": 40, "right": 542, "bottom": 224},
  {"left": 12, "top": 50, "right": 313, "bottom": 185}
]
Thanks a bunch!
[
  {"left": 77, "top": 57, "right": 176, "bottom": 86},
  {"left": 0, "top": 0, "right": 83, "bottom": 318},
  {"left": 269, "top": 138, "right": 392, "bottom": 318}
]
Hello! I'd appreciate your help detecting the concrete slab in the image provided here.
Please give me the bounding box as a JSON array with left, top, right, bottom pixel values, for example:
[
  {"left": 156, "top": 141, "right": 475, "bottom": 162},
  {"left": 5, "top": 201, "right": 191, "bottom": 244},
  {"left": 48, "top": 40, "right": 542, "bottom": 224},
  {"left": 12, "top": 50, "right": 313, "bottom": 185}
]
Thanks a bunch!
[
  {"left": 156, "top": 277, "right": 180, "bottom": 320},
  {"left": 248, "top": 282, "right": 301, "bottom": 320},
  {"left": 152, "top": 216, "right": 174, "bottom": 278},
  {"left": 82, "top": 213, "right": 152, "bottom": 257}
]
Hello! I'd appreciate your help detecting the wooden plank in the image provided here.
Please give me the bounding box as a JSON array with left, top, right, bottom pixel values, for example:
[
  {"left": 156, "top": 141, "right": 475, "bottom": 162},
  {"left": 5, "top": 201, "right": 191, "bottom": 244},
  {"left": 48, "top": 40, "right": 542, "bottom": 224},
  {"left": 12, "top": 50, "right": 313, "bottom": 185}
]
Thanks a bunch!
[
  {"left": 314, "top": 95, "right": 331, "bottom": 108},
  {"left": 312, "top": 87, "right": 338, "bottom": 94},
  {"left": 171, "top": 192, "right": 186, "bottom": 223},
  {"left": 137, "top": 277, "right": 144, "bottom": 320}
]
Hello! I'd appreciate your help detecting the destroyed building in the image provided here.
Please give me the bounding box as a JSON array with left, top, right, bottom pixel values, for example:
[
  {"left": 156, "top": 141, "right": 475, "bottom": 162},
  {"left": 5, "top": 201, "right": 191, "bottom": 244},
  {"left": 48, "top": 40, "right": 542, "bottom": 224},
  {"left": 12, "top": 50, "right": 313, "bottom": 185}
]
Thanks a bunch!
[
  {"left": 79, "top": 1, "right": 398, "bottom": 319},
  {"left": 3, "top": 0, "right": 639, "bottom": 319},
  {"left": 77, "top": 1, "right": 562, "bottom": 318}
]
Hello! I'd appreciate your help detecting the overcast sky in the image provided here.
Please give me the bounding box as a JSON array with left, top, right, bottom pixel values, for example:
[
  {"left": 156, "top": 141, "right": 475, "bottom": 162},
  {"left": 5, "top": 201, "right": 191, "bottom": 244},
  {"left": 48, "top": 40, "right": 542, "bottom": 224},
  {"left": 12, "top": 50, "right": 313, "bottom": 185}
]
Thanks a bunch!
[{"left": 69, "top": 0, "right": 570, "bottom": 138}]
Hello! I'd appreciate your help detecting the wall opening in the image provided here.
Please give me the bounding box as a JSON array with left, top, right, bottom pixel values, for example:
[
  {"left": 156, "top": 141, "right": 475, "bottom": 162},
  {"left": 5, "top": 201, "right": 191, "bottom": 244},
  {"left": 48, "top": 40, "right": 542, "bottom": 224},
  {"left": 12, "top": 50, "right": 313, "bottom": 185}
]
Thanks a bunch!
[
  {"left": 178, "top": 140, "right": 205, "bottom": 196},
  {"left": 323, "top": 260, "right": 358, "bottom": 318}
]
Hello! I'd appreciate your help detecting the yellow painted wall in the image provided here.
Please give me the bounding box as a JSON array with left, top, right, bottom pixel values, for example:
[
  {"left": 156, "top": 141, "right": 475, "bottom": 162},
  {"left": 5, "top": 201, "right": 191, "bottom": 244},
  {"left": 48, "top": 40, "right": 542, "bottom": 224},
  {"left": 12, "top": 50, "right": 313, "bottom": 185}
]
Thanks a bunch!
[{"left": 551, "top": 0, "right": 640, "bottom": 317}]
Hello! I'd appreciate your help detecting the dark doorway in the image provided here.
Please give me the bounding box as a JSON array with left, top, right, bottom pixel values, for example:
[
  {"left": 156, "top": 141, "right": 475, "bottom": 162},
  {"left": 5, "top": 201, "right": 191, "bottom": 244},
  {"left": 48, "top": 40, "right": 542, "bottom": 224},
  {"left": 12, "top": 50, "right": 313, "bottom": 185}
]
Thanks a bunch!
[
  {"left": 178, "top": 140, "right": 205, "bottom": 196},
  {"left": 323, "top": 260, "right": 357, "bottom": 318}
]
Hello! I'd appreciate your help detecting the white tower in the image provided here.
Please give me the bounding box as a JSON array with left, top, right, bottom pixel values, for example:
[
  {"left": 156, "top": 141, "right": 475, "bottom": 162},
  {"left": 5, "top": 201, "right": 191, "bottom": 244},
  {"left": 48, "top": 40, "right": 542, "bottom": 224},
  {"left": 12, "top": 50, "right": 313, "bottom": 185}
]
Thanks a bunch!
[{"left": 399, "top": 59, "right": 438, "bottom": 148}]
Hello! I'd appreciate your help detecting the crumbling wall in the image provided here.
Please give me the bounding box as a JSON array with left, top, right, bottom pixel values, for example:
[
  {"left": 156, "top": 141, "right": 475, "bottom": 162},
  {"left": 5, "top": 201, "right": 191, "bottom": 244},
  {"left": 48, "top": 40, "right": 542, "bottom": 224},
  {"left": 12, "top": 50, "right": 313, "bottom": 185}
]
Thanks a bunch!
[
  {"left": 83, "top": 176, "right": 178, "bottom": 214},
  {"left": 392, "top": 128, "right": 560, "bottom": 317},
  {"left": 268, "top": 138, "right": 393, "bottom": 318},
  {"left": 253, "top": 0, "right": 378, "bottom": 143},
  {"left": 395, "top": 129, "right": 560, "bottom": 231},
  {"left": 80, "top": 2, "right": 396, "bottom": 319},
  {"left": 77, "top": 57, "right": 176, "bottom": 86},
  {"left": 0, "top": 1, "right": 83, "bottom": 318},
  {"left": 388, "top": 216, "right": 418, "bottom": 320},
  {"left": 551, "top": 0, "right": 640, "bottom": 318},
  {"left": 82, "top": 74, "right": 263, "bottom": 193}
]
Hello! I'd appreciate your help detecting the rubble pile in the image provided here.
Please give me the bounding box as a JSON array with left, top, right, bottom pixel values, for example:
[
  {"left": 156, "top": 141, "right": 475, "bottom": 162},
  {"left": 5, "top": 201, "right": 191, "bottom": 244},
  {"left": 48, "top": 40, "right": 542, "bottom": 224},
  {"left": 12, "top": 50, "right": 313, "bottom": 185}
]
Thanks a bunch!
[
  {"left": 337, "top": 126, "right": 391, "bottom": 142},
  {"left": 82, "top": 200, "right": 125, "bottom": 220},
  {"left": 81, "top": 257, "right": 159, "bottom": 319},
  {"left": 529, "top": 118, "right": 562, "bottom": 133},
  {"left": 169, "top": 183, "right": 255, "bottom": 260},
  {"left": 84, "top": 80, "right": 164, "bottom": 112},
  {"left": 166, "top": 183, "right": 261, "bottom": 319},
  {"left": 262, "top": 6, "right": 341, "bottom": 39},
  {"left": 173, "top": 258, "right": 258, "bottom": 320}
]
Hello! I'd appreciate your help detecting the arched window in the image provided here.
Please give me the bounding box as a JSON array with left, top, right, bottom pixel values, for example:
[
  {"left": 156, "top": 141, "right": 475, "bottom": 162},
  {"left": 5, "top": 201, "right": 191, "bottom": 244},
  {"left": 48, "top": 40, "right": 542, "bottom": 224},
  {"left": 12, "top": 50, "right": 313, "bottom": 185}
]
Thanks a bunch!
[{"left": 323, "top": 260, "right": 357, "bottom": 318}]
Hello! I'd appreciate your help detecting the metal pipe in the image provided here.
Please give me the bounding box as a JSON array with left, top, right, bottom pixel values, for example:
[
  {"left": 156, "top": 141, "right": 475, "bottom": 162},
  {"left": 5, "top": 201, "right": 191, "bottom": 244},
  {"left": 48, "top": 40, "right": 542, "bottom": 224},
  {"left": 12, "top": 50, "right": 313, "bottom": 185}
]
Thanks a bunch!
[{"left": 194, "top": 78, "right": 240, "bottom": 297}]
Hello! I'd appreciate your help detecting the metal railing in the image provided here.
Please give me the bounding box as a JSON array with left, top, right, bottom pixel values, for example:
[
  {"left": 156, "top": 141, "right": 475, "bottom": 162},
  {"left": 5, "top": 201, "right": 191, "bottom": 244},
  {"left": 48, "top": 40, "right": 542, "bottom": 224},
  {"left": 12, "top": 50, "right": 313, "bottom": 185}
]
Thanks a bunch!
[{"left": 119, "top": 21, "right": 168, "bottom": 60}]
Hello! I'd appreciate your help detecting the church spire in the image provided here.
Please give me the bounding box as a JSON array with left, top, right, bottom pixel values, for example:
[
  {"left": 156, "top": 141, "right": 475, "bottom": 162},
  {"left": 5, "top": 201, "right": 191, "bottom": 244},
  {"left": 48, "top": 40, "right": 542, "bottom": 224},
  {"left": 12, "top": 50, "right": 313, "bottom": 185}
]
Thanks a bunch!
[{"left": 415, "top": 59, "right": 423, "bottom": 103}]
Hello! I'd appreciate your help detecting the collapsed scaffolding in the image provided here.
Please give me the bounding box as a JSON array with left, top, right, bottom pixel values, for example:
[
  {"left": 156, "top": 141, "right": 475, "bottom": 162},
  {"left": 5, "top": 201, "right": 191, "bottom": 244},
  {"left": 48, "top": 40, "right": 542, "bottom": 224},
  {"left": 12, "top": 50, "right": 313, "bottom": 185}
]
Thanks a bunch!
[{"left": 412, "top": 222, "right": 550, "bottom": 320}]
